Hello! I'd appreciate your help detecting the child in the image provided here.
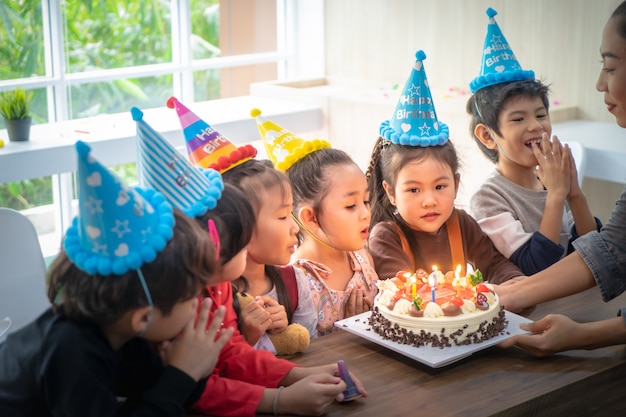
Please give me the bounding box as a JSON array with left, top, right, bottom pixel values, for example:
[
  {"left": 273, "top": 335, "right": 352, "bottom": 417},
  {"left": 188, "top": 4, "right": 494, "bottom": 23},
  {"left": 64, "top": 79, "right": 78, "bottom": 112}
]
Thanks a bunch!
[
  {"left": 366, "top": 50, "right": 525, "bottom": 284},
  {"left": 223, "top": 158, "right": 318, "bottom": 348},
  {"left": 497, "top": 0, "right": 626, "bottom": 355},
  {"left": 289, "top": 148, "right": 377, "bottom": 336},
  {"left": 466, "top": 8, "right": 600, "bottom": 275},
  {"left": 136, "top": 103, "right": 316, "bottom": 354},
  {"left": 251, "top": 109, "right": 377, "bottom": 336},
  {"left": 0, "top": 141, "right": 232, "bottom": 417},
  {"left": 136, "top": 105, "right": 368, "bottom": 416},
  {"left": 195, "top": 178, "right": 365, "bottom": 416}
]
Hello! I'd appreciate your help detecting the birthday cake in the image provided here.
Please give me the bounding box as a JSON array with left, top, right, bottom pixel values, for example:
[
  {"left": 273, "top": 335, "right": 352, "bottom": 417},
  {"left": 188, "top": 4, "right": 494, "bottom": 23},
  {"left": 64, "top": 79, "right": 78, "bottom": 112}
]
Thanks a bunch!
[{"left": 370, "top": 268, "right": 507, "bottom": 348}]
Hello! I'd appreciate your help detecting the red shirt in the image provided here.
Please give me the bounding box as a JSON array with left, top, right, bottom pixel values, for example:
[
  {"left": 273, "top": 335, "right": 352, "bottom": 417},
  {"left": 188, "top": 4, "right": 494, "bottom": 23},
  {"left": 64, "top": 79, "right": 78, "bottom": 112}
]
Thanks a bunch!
[{"left": 191, "top": 281, "right": 298, "bottom": 417}]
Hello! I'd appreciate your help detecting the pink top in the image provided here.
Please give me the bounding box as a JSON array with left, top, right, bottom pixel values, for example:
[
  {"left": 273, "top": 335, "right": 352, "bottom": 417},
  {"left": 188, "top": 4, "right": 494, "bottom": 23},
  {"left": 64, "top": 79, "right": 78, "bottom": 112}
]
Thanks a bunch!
[{"left": 293, "top": 249, "right": 378, "bottom": 336}]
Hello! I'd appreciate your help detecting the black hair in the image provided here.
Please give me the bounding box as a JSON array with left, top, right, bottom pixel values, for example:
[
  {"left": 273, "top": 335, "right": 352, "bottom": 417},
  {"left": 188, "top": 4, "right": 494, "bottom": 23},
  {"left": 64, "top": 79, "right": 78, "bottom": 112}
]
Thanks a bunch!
[
  {"left": 366, "top": 137, "right": 460, "bottom": 263},
  {"left": 196, "top": 183, "right": 255, "bottom": 264},
  {"left": 222, "top": 159, "right": 295, "bottom": 324},
  {"left": 48, "top": 209, "right": 215, "bottom": 325},
  {"left": 611, "top": 1, "right": 626, "bottom": 40},
  {"left": 466, "top": 79, "right": 550, "bottom": 163},
  {"left": 285, "top": 147, "right": 359, "bottom": 242}
]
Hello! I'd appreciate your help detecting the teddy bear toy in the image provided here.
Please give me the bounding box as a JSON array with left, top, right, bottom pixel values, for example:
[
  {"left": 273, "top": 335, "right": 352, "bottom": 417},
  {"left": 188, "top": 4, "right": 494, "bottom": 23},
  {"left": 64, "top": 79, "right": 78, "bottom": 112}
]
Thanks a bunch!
[{"left": 236, "top": 292, "right": 310, "bottom": 355}]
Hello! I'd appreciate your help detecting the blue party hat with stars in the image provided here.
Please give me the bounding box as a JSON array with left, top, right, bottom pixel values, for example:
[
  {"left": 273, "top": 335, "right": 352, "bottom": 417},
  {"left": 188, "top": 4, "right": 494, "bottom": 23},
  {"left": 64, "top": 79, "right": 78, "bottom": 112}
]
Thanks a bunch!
[
  {"left": 469, "top": 7, "right": 535, "bottom": 93},
  {"left": 380, "top": 50, "right": 449, "bottom": 147},
  {"left": 132, "top": 107, "right": 224, "bottom": 218},
  {"left": 63, "top": 141, "right": 175, "bottom": 276}
]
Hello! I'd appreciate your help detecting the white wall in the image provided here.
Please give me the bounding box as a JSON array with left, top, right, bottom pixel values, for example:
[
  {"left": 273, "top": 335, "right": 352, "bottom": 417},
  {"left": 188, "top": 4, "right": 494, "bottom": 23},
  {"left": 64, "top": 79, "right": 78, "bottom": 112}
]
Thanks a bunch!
[
  {"left": 321, "top": 0, "right": 625, "bottom": 221},
  {"left": 324, "top": 0, "right": 622, "bottom": 122}
]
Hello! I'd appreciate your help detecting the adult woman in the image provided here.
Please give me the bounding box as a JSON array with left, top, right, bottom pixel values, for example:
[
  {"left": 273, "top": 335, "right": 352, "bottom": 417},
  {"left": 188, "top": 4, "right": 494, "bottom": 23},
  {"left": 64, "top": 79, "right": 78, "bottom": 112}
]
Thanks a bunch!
[{"left": 497, "top": 0, "right": 626, "bottom": 356}]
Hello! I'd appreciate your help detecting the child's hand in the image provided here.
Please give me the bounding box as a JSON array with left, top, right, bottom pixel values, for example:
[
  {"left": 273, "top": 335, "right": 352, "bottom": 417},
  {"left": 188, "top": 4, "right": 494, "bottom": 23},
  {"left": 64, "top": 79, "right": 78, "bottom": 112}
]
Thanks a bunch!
[
  {"left": 240, "top": 298, "right": 272, "bottom": 344},
  {"left": 344, "top": 284, "right": 371, "bottom": 317},
  {"left": 257, "top": 295, "right": 288, "bottom": 335},
  {"left": 163, "top": 298, "right": 233, "bottom": 381},
  {"left": 533, "top": 133, "right": 570, "bottom": 200},
  {"left": 565, "top": 144, "right": 584, "bottom": 200},
  {"left": 278, "top": 374, "right": 346, "bottom": 416}
]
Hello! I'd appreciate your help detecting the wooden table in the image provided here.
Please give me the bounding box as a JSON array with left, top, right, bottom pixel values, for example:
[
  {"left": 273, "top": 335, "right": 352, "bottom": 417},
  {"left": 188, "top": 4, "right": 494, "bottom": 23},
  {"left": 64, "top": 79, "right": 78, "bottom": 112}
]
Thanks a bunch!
[{"left": 279, "top": 287, "right": 626, "bottom": 417}]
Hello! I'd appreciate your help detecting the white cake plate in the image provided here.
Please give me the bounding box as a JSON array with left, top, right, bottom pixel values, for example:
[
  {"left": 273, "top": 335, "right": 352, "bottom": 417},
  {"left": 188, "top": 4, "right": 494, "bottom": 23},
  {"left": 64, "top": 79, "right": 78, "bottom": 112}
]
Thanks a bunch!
[{"left": 334, "top": 310, "right": 531, "bottom": 368}]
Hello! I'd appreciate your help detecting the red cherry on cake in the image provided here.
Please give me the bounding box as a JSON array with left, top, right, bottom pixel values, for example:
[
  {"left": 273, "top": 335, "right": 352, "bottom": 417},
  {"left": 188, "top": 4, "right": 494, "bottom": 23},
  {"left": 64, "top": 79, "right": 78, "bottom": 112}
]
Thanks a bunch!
[
  {"left": 475, "top": 283, "right": 490, "bottom": 293},
  {"left": 450, "top": 296, "right": 464, "bottom": 307}
]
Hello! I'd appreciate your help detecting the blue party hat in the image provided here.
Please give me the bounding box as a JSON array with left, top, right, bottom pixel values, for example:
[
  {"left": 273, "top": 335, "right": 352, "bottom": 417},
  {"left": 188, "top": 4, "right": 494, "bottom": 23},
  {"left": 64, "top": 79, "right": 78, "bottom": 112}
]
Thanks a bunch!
[
  {"left": 380, "top": 50, "right": 449, "bottom": 147},
  {"left": 132, "top": 107, "right": 224, "bottom": 218},
  {"left": 469, "top": 8, "right": 535, "bottom": 93},
  {"left": 63, "top": 141, "right": 175, "bottom": 276}
]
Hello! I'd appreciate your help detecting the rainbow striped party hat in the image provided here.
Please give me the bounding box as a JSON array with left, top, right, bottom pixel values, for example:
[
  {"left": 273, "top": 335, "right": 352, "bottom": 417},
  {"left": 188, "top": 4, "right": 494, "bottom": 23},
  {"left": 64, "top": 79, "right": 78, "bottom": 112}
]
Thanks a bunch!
[{"left": 167, "top": 96, "right": 257, "bottom": 173}]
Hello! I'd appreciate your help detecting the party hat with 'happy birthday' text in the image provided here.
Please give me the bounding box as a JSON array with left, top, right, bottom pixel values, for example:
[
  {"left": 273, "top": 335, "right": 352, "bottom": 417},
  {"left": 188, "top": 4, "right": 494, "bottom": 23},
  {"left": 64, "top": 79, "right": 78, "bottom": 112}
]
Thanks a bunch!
[
  {"left": 380, "top": 50, "right": 449, "bottom": 147},
  {"left": 132, "top": 106, "right": 224, "bottom": 218},
  {"left": 469, "top": 7, "right": 535, "bottom": 93},
  {"left": 250, "top": 108, "right": 331, "bottom": 171},
  {"left": 63, "top": 141, "right": 175, "bottom": 276},
  {"left": 167, "top": 97, "right": 257, "bottom": 173}
]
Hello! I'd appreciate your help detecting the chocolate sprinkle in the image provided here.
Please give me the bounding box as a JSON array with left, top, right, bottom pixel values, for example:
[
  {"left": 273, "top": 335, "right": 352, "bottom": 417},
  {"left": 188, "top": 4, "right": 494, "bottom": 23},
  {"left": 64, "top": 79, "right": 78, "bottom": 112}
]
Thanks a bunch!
[{"left": 369, "top": 307, "right": 508, "bottom": 349}]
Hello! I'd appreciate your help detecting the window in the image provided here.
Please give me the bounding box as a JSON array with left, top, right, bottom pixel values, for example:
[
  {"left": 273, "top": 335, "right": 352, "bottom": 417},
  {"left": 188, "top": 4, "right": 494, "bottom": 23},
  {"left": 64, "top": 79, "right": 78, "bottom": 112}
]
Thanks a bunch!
[{"left": 0, "top": 0, "right": 323, "bottom": 257}]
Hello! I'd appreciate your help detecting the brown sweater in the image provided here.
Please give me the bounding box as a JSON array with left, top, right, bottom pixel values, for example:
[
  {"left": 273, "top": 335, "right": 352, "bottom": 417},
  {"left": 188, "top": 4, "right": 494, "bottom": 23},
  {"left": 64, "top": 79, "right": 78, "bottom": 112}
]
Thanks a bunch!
[{"left": 368, "top": 209, "right": 524, "bottom": 284}]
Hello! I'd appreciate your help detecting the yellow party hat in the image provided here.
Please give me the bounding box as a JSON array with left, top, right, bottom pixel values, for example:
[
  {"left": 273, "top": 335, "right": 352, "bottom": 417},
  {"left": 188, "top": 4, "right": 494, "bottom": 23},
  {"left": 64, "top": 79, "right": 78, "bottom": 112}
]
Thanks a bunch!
[{"left": 250, "top": 108, "right": 331, "bottom": 171}]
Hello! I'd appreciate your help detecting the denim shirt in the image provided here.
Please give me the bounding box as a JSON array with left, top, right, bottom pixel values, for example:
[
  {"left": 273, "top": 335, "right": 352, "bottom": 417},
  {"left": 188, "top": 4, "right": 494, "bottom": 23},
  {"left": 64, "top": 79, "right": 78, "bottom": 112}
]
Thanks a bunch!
[{"left": 572, "top": 187, "right": 626, "bottom": 323}]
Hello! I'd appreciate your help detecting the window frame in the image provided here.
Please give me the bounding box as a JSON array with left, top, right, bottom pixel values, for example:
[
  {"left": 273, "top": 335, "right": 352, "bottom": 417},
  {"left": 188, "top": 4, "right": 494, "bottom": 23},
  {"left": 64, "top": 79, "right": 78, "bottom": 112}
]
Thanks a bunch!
[{"left": 0, "top": 0, "right": 324, "bottom": 257}]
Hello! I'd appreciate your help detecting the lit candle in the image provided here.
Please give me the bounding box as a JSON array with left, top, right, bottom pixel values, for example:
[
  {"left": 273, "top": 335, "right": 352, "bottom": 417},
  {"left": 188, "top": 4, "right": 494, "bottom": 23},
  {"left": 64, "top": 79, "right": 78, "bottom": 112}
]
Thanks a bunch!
[
  {"left": 411, "top": 274, "right": 417, "bottom": 299},
  {"left": 428, "top": 266, "right": 437, "bottom": 303}
]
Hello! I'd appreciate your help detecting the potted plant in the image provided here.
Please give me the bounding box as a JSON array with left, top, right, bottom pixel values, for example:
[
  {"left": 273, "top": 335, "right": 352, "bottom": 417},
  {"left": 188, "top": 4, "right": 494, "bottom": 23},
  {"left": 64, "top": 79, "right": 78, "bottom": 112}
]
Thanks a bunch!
[{"left": 0, "top": 88, "right": 34, "bottom": 142}]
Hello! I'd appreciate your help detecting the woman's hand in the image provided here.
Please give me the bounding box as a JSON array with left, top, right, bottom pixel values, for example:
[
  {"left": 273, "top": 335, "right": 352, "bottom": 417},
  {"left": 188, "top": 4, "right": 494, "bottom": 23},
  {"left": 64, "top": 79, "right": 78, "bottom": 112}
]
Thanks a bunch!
[{"left": 499, "top": 314, "right": 585, "bottom": 357}]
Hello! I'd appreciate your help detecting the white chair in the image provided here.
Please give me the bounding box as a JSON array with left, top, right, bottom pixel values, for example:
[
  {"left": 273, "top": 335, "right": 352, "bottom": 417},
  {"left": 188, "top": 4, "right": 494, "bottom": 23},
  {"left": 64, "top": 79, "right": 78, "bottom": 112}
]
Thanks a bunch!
[
  {"left": 0, "top": 208, "right": 50, "bottom": 343},
  {"left": 563, "top": 140, "right": 586, "bottom": 186}
]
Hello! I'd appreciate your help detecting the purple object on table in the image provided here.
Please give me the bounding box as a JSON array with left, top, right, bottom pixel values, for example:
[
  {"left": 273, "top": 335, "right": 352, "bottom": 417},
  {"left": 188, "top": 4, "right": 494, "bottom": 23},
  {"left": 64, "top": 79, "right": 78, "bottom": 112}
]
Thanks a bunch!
[{"left": 337, "top": 359, "right": 361, "bottom": 401}]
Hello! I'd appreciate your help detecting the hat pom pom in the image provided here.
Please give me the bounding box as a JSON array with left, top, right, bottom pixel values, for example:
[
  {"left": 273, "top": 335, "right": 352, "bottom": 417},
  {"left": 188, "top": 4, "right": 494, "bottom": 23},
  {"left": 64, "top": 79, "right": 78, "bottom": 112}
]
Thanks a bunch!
[
  {"left": 278, "top": 138, "right": 331, "bottom": 171},
  {"left": 415, "top": 50, "right": 426, "bottom": 61},
  {"left": 130, "top": 106, "right": 143, "bottom": 121},
  {"left": 486, "top": 7, "right": 497, "bottom": 18},
  {"left": 250, "top": 108, "right": 262, "bottom": 118},
  {"left": 166, "top": 96, "right": 177, "bottom": 109}
]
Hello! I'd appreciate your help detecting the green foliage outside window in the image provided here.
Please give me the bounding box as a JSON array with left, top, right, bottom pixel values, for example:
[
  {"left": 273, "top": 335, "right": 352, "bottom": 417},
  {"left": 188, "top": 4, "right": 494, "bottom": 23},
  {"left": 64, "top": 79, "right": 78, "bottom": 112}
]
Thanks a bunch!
[{"left": 0, "top": 0, "right": 219, "bottom": 209}]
